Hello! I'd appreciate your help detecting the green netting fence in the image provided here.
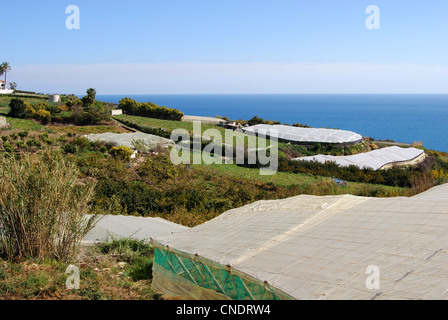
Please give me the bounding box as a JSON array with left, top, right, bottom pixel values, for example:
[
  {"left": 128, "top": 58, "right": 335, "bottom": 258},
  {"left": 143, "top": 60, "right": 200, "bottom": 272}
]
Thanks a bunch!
[{"left": 152, "top": 243, "right": 293, "bottom": 300}]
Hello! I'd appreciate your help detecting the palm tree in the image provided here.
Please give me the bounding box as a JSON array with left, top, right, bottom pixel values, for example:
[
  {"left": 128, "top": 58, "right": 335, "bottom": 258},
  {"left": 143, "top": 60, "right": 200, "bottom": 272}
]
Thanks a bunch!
[
  {"left": 0, "top": 65, "right": 4, "bottom": 89},
  {"left": 1, "top": 62, "right": 12, "bottom": 87}
]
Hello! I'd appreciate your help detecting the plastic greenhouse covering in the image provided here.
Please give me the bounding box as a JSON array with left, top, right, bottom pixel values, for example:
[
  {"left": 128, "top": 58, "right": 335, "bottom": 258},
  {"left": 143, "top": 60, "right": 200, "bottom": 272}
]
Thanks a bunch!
[
  {"left": 151, "top": 183, "right": 448, "bottom": 300},
  {"left": 83, "top": 215, "right": 189, "bottom": 244},
  {"left": 293, "top": 146, "right": 425, "bottom": 170},
  {"left": 243, "top": 124, "right": 363, "bottom": 144},
  {"left": 85, "top": 132, "right": 174, "bottom": 149}
]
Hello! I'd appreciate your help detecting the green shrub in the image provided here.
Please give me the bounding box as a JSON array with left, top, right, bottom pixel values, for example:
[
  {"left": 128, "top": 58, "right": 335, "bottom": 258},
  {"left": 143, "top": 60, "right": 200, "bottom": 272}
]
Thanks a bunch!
[
  {"left": 2, "top": 142, "right": 13, "bottom": 153},
  {"left": 118, "top": 97, "right": 184, "bottom": 121},
  {"left": 0, "top": 268, "right": 10, "bottom": 280},
  {"left": 129, "top": 258, "right": 153, "bottom": 281},
  {"left": 26, "top": 138, "right": 42, "bottom": 148},
  {"left": 277, "top": 156, "right": 436, "bottom": 189},
  {"left": 36, "top": 109, "right": 51, "bottom": 124},
  {"left": 83, "top": 101, "right": 110, "bottom": 124},
  {"left": 8, "top": 99, "right": 61, "bottom": 124},
  {"left": 98, "top": 238, "right": 153, "bottom": 257},
  {"left": 18, "top": 130, "right": 29, "bottom": 139},
  {"left": 21, "top": 272, "right": 49, "bottom": 298},
  {"left": 109, "top": 146, "right": 133, "bottom": 161},
  {"left": 138, "top": 156, "right": 178, "bottom": 182},
  {"left": 97, "top": 239, "right": 154, "bottom": 281},
  {"left": 94, "top": 179, "right": 162, "bottom": 215},
  {"left": 246, "top": 115, "right": 282, "bottom": 126},
  {"left": 70, "top": 102, "right": 110, "bottom": 125},
  {"left": 81, "top": 88, "right": 96, "bottom": 108},
  {"left": 63, "top": 142, "right": 77, "bottom": 154},
  {"left": 8, "top": 98, "right": 27, "bottom": 118},
  {"left": 65, "top": 96, "right": 82, "bottom": 110}
]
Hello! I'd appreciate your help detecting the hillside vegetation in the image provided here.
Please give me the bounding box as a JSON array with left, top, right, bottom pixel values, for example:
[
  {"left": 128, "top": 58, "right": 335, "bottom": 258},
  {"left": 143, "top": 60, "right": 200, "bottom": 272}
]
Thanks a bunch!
[{"left": 0, "top": 92, "right": 447, "bottom": 300}]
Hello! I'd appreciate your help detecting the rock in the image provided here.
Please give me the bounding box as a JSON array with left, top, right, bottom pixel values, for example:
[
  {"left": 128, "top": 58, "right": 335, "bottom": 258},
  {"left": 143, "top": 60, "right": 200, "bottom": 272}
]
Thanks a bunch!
[
  {"left": 0, "top": 117, "right": 9, "bottom": 128},
  {"left": 30, "top": 263, "right": 39, "bottom": 270}
]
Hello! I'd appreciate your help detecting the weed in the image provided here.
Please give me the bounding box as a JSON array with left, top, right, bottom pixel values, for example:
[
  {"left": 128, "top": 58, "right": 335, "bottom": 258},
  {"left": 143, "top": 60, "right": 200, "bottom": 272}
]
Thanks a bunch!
[{"left": 0, "top": 147, "right": 98, "bottom": 261}]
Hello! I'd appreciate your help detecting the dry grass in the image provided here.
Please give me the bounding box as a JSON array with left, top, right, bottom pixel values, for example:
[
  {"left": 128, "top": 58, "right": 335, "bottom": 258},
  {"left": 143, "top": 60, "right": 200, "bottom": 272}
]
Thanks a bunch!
[
  {"left": 0, "top": 240, "right": 159, "bottom": 300},
  {"left": 0, "top": 147, "right": 97, "bottom": 261}
]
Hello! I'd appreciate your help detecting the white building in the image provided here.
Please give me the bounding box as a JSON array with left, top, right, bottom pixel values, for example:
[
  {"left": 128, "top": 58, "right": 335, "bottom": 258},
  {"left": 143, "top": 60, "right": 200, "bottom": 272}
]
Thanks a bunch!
[
  {"left": 48, "top": 94, "right": 61, "bottom": 103},
  {"left": 0, "top": 80, "right": 13, "bottom": 94},
  {"left": 110, "top": 109, "right": 123, "bottom": 116},
  {"left": 0, "top": 116, "right": 8, "bottom": 128}
]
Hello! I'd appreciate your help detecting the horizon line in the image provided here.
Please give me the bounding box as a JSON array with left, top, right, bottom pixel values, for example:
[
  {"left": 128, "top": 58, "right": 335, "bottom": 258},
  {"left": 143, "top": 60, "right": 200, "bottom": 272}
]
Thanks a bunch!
[{"left": 83, "top": 92, "right": 448, "bottom": 96}]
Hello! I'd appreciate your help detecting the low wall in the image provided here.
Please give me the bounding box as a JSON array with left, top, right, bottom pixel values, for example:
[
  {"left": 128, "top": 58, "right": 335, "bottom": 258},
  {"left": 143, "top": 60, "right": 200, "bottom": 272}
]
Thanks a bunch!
[
  {"left": 111, "top": 109, "right": 123, "bottom": 116},
  {"left": 48, "top": 95, "right": 61, "bottom": 103}
]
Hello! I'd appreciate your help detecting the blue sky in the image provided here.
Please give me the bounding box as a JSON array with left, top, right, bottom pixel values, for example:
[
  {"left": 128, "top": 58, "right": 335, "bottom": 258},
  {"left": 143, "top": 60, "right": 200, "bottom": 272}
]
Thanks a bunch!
[{"left": 3, "top": 0, "right": 448, "bottom": 94}]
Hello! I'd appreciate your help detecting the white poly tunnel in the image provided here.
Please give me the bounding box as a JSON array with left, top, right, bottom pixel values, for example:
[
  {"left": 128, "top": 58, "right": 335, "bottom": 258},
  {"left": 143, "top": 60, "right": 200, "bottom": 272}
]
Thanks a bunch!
[
  {"left": 83, "top": 215, "right": 189, "bottom": 244},
  {"left": 151, "top": 183, "right": 448, "bottom": 300},
  {"left": 293, "top": 146, "right": 426, "bottom": 170},
  {"left": 243, "top": 124, "right": 363, "bottom": 145},
  {"left": 84, "top": 132, "right": 174, "bottom": 149}
]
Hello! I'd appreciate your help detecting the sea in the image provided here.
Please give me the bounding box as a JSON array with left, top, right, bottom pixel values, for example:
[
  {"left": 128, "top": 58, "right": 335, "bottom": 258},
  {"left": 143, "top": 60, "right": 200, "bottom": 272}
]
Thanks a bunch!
[{"left": 95, "top": 94, "right": 448, "bottom": 152}]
